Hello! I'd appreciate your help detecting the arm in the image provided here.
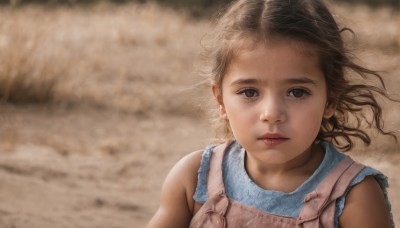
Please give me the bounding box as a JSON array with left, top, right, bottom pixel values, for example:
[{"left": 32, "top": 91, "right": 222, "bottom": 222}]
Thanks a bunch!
[
  {"left": 339, "top": 176, "right": 391, "bottom": 228},
  {"left": 147, "top": 150, "right": 203, "bottom": 228}
]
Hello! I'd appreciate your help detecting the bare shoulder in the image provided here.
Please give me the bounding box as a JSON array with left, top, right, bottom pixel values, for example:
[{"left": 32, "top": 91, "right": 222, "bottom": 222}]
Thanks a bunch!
[
  {"left": 166, "top": 149, "right": 204, "bottom": 209},
  {"left": 169, "top": 149, "right": 204, "bottom": 201},
  {"left": 146, "top": 149, "right": 204, "bottom": 228},
  {"left": 339, "top": 175, "right": 391, "bottom": 228}
]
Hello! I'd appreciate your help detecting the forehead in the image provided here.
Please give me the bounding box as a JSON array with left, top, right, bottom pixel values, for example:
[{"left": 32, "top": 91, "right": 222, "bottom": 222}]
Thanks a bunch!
[
  {"left": 224, "top": 37, "right": 324, "bottom": 85},
  {"left": 231, "top": 36, "right": 319, "bottom": 64}
]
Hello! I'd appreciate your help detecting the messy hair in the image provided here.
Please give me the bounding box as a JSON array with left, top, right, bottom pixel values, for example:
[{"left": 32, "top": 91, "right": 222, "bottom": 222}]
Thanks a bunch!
[{"left": 204, "top": 0, "right": 397, "bottom": 151}]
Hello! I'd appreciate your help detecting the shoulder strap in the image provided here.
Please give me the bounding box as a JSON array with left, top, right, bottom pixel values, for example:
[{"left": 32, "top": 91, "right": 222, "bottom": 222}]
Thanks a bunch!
[
  {"left": 297, "top": 156, "right": 365, "bottom": 228},
  {"left": 206, "top": 141, "right": 231, "bottom": 198}
]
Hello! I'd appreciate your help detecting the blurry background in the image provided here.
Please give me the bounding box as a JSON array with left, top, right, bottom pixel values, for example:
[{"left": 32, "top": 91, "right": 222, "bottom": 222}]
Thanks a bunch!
[{"left": 0, "top": 0, "right": 399, "bottom": 227}]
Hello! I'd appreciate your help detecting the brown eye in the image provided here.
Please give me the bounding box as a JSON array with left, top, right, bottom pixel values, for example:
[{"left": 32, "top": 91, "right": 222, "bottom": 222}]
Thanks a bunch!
[
  {"left": 288, "top": 89, "right": 309, "bottom": 98},
  {"left": 241, "top": 89, "right": 258, "bottom": 98}
]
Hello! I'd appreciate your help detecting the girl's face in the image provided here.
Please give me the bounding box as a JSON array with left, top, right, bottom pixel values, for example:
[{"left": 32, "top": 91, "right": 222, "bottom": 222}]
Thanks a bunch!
[{"left": 213, "top": 38, "right": 335, "bottom": 166}]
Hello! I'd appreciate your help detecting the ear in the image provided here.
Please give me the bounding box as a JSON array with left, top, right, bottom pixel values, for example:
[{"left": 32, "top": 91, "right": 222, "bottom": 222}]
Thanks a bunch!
[
  {"left": 211, "top": 84, "right": 227, "bottom": 120},
  {"left": 323, "top": 101, "right": 336, "bottom": 119}
]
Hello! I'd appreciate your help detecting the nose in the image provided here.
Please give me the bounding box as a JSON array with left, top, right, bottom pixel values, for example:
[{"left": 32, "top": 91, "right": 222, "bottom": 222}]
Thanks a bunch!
[{"left": 259, "top": 97, "right": 286, "bottom": 123}]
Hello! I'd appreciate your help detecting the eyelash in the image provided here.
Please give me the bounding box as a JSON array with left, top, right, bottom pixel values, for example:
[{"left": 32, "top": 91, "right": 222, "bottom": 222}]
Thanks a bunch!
[{"left": 287, "top": 88, "right": 311, "bottom": 98}]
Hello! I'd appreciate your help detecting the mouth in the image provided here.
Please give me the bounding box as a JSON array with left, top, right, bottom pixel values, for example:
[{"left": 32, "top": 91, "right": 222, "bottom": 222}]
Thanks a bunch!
[{"left": 258, "top": 133, "right": 289, "bottom": 146}]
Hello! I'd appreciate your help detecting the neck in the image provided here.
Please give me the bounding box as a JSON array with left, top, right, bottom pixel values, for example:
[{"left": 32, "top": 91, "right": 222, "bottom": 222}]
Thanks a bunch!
[{"left": 244, "top": 143, "right": 325, "bottom": 192}]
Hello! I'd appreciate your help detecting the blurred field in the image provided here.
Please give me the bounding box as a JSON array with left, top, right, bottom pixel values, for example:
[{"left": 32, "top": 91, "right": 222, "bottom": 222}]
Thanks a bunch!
[{"left": 0, "top": 2, "right": 399, "bottom": 227}]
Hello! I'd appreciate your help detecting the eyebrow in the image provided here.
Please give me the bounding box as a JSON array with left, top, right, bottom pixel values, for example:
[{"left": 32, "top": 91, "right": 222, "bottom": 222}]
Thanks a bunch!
[
  {"left": 230, "top": 77, "right": 318, "bottom": 86},
  {"left": 286, "top": 77, "right": 317, "bottom": 85}
]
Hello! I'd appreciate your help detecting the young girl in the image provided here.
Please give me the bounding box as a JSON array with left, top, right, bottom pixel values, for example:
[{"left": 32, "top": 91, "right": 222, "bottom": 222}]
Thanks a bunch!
[{"left": 147, "top": 0, "right": 396, "bottom": 227}]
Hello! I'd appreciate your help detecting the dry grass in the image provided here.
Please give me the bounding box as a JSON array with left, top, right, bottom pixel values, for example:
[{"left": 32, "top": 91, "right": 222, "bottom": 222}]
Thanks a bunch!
[
  {"left": 0, "top": 3, "right": 210, "bottom": 114},
  {"left": 0, "top": 12, "right": 63, "bottom": 104}
]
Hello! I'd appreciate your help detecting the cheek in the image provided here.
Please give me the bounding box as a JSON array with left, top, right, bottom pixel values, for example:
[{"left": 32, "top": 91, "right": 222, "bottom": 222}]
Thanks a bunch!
[
  {"left": 223, "top": 100, "right": 256, "bottom": 130},
  {"left": 301, "top": 106, "right": 325, "bottom": 133},
  {"left": 291, "top": 99, "right": 326, "bottom": 123}
]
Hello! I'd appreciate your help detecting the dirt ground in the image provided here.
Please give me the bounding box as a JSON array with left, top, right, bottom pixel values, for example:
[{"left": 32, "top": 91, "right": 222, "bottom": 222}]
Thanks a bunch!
[{"left": 0, "top": 2, "right": 399, "bottom": 228}]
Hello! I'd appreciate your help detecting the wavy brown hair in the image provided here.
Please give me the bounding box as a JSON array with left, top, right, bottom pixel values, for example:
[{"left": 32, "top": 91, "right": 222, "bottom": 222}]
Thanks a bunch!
[{"left": 203, "top": 0, "right": 398, "bottom": 151}]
